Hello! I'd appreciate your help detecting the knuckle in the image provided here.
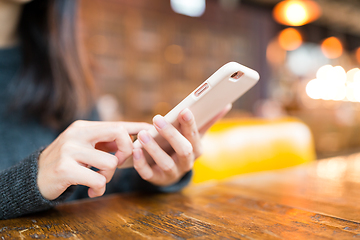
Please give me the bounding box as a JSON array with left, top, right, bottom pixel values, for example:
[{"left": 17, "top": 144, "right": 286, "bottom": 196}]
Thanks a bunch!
[
  {"left": 133, "top": 161, "right": 141, "bottom": 170},
  {"left": 133, "top": 163, "right": 141, "bottom": 171},
  {"left": 179, "top": 144, "right": 193, "bottom": 158},
  {"left": 114, "top": 124, "right": 131, "bottom": 141},
  {"left": 107, "top": 156, "right": 119, "bottom": 169},
  {"left": 184, "top": 117, "right": 195, "bottom": 126},
  {"left": 61, "top": 128, "right": 73, "bottom": 139},
  {"left": 65, "top": 121, "right": 87, "bottom": 137},
  {"left": 134, "top": 159, "right": 146, "bottom": 171},
  {"left": 163, "top": 163, "right": 176, "bottom": 175},
  {"left": 60, "top": 141, "right": 73, "bottom": 152},
  {"left": 190, "top": 129, "right": 198, "bottom": 137},
  {"left": 113, "top": 123, "right": 126, "bottom": 133},
  {"left": 62, "top": 124, "right": 81, "bottom": 139},
  {"left": 94, "top": 176, "right": 106, "bottom": 189},
  {"left": 122, "top": 148, "right": 133, "bottom": 158},
  {"left": 71, "top": 120, "right": 87, "bottom": 128},
  {"left": 54, "top": 159, "right": 71, "bottom": 176},
  {"left": 140, "top": 171, "right": 153, "bottom": 181},
  {"left": 59, "top": 142, "right": 76, "bottom": 159}
]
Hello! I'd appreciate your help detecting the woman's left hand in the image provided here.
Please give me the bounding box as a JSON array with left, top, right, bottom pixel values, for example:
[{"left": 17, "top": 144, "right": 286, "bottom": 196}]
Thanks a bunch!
[{"left": 133, "top": 105, "right": 231, "bottom": 186}]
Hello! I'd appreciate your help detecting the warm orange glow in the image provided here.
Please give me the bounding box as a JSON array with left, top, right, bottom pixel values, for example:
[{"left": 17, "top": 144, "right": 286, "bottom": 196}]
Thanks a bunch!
[
  {"left": 164, "top": 45, "right": 184, "bottom": 64},
  {"left": 278, "top": 28, "right": 302, "bottom": 51},
  {"left": 273, "top": 0, "right": 321, "bottom": 26},
  {"left": 321, "top": 37, "right": 343, "bottom": 59},
  {"left": 356, "top": 47, "right": 360, "bottom": 64},
  {"left": 266, "top": 38, "right": 287, "bottom": 66},
  {"left": 153, "top": 101, "right": 171, "bottom": 116}
]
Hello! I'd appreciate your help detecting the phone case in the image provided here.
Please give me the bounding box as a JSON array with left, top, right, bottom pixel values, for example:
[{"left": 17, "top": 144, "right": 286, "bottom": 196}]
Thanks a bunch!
[{"left": 119, "top": 62, "right": 259, "bottom": 168}]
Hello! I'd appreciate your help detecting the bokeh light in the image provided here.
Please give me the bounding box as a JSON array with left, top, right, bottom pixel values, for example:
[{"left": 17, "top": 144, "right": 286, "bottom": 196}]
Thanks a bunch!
[
  {"left": 354, "top": 70, "right": 360, "bottom": 82},
  {"left": 356, "top": 47, "right": 360, "bottom": 64},
  {"left": 306, "top": 79, "right": 321, "bottom": 99},
  {"left": 321, "top": 37, "right": 343, "bottom": 59},
  {"left": 305, "top": 66, "right": 360, "bottom": 102},
  {"left": 353, "top": 71, "right": 360, "bottom": 102},
  {"left": 353, "top": 78, "right": 360, "bottom": 102},
  {"left": 273, "top": 0, "right": 321, "bottom": 26},
  {"left": 306, "top": 65, "right": 348, "bottom": 101},
  {"left": 286, "top": 3, "right": 306, "bottom": 25},
  {"left": 316, "top": 64, "right": 333, "bottom": 81},
  {"left": 345, "top": 68, "right": 360, "bottom": 102},
  {"left": 170, "top": 0, "right": 206, "bottom": 17},
  {"left": 346, "top": 68, "right": 360, "bottom": 83},
  {"left": 278, "top": 28, "right": 302, "bottom": 51}
]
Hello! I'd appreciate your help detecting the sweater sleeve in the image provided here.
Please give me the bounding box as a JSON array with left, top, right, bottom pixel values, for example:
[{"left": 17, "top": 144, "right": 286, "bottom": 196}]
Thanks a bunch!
[{"left": 0, "top": 149, "right": 73, "bottom": 220}]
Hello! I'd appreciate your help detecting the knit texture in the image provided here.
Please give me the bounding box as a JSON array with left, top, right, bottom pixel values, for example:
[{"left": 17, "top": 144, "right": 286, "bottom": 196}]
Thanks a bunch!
[
  {"left": 0, "top": 149, "right": 74, "bottom": 219},
  {"left": 0, "top": 45, "right": 192, "bottom": 219}
]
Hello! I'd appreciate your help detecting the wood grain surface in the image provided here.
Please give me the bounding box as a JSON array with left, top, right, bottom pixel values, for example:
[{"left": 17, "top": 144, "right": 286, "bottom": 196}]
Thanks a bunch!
[{"left": 1, "top": 153, "right": 360, "bottom": 239}]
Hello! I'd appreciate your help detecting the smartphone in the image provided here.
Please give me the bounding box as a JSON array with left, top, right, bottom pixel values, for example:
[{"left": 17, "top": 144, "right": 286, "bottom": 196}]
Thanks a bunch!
[{"left": 119, "top": 62, "right": 259, "bottom": 168}]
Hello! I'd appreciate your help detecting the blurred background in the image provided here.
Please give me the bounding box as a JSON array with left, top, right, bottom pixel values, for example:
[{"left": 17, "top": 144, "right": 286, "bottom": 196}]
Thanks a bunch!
[{"left": 78, "top": 0, "right": 360, "bottom": 160}]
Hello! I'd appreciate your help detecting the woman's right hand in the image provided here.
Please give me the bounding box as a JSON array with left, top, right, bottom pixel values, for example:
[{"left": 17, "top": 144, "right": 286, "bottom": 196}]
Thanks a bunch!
[{"left": 37, "top": 120, "right": 151, "bottom": 200}]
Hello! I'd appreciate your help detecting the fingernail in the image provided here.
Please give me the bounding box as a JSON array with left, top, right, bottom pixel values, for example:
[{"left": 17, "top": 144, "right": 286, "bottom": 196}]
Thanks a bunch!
[
  {"left": 153, "top": 115, "right": 167, "bottom": 129},
  {"left": 182, "top": 108, "right": 193, "bottom": 122},
  {"left": 138, "top": 130, "right": 150, "bottom": 144}
]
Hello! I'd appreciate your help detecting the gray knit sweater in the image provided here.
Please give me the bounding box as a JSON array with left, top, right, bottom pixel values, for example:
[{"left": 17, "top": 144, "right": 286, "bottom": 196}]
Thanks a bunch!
[{"left": 0, "top": 46, "right": 192, "bottom": 220}]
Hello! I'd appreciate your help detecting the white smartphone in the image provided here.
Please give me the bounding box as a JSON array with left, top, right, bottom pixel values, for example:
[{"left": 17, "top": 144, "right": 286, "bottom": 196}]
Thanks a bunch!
[{"left": 119, "top": 62, "right": 259, "bottom": 169}]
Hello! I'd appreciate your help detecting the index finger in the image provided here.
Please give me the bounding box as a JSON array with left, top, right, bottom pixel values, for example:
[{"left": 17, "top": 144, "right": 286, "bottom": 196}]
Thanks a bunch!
[
  {"left": 68, "top": 121, "right": 150, "bottom": 145},
  {"left": 120, "top": 122, "right": 152, "bottom": 135},
  {"left": 65, "top": 121, "right": 150, "bottom": 163}
]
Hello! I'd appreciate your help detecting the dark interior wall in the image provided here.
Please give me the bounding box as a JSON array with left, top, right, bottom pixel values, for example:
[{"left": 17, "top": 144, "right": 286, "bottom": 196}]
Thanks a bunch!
[{"left": 80, "top": 0, "right": 278, "bottom": 121}]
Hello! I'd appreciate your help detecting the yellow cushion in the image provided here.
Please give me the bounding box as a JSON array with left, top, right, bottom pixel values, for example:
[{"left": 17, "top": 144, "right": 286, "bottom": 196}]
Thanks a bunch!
[{"left": 192, "top": 117, "right": 315, "bottom": 184}]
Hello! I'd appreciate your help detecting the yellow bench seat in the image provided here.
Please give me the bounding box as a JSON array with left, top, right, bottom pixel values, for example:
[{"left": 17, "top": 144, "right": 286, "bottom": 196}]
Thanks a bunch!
[{"left": 192, "top": 117, "right": 315, "bottom": 184}]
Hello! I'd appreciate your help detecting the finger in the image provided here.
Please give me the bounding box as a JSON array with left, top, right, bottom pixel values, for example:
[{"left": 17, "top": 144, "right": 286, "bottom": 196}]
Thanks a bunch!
[
  {"left": 199, "top": 103, "right": 232, "bottom": 135},
  {"left": 133, "top": 148, "right": 181, "bottom": 186},
  {"left": 133, "top": 148, "right": 155, "bottom": 181},
  {"left": 137, "top": 130, "right": 178, "bottom": 177},
  {"left": 65, "top": 121, "right": 151, "bottom": 163},
  {"left": 85, "top": 122, "right": 135, "bottom": 163},
  {"left": 120, "top": 122, "right": 153, "bottom": 135},
  {"left": 178, "top": 108, "right": 202, "bottom": 161},
  {"left": 72, "top": 146, "right": 118, "bottom": 183},
  {"left": 67, "top": 121, "right": 149, "bottom": 145},
  {"left": 95, "top": 137, "right": 139, "bottom": 152},
  {"left": 68, "top": 163, "right": 107, "bottom": 198},
  {"left": 152, "top": 115, "right": 194, "bottom": 163}
]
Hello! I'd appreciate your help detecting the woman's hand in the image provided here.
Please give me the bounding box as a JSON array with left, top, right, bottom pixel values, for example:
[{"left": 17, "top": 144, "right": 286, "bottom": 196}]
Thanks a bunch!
[
  {"left": 133, "top": 105, "right": 231, "bottom": 186},
  {"left": 37, "top": 120, "right": 151, "bottom": 200}
]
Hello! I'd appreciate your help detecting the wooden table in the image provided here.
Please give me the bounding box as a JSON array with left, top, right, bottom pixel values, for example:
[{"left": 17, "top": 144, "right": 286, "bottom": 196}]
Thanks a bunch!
[{"left": 2, "top": 153, "right": 360, "bottom": 239}]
